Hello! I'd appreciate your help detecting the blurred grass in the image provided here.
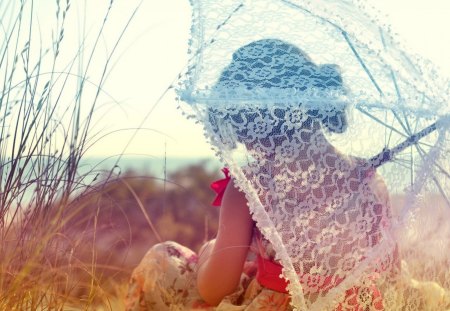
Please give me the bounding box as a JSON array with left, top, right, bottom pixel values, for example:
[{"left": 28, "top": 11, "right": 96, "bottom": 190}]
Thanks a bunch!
[
  {"left": 0, "top": 0, "right": 178, "bottom": 309},
  {"left": 1, "top": 163, "right": 220, "bottom": 309},
  {"left": 0, "top": 1, "right": 222, "bottom": 308}
]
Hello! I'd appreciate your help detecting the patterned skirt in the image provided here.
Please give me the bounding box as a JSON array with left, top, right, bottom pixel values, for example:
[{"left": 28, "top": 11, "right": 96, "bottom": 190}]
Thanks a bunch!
[
  {"left": 125, "top": 241, "right": 292, "bottom": 311},
  {"left": 125, "top": 241, "right": 390, "bottom": 310}
]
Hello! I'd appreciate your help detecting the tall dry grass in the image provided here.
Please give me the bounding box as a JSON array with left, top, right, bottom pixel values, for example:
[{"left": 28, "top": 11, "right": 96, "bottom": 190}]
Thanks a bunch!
[{"left": 0, "top": 0, "right": 144, "bottom": 309}]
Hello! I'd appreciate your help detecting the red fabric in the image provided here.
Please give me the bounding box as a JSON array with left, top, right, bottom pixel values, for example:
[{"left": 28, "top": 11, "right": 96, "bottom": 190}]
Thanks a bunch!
[
  {"left": 256, "top": 255, "right": 289, "bottom": 293},
  {"left": 256, "top": 256, "right": 384, "bottom": 310},
  {"left": 210, "top": 167, "right": 231, "bottom": 206},
  {"left": 256, "top": 256, "right": 343, "bottom": 294}
]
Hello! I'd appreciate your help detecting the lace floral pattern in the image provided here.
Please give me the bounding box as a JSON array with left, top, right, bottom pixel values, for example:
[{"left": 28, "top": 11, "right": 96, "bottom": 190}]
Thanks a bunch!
[{"left": 178, "top": 1, "right": 450, "bottom": 309}]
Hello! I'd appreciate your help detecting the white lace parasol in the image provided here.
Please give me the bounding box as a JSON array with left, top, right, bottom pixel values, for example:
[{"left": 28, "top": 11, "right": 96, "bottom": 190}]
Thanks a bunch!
[{"left": 177, "top": 1, "right": 450, "bottom": 309}]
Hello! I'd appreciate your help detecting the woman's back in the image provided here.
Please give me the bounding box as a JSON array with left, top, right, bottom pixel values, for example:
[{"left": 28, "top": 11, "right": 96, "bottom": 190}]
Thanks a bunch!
[{"left": 249, "top": 152, "right": 391, "bottom": 279}]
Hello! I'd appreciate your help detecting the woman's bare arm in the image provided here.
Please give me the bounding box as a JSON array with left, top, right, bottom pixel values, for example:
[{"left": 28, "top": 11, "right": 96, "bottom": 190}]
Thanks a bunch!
[{"left": 196, "top": 180, "right": 254, "bottom": 306}]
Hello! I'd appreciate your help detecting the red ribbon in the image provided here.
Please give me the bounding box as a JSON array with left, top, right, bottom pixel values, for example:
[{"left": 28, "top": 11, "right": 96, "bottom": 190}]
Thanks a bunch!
[{"left": 210, "top": 167, "right": 231, "bottom": 206}]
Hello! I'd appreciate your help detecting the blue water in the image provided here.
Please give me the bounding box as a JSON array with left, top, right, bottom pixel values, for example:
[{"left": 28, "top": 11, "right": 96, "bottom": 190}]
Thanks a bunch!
[
  {"left": 79, "top": 156, "right": 223, "bottom": 178},
  {"left": 0, "top": 156, "right": 222, "bottom": 206}
]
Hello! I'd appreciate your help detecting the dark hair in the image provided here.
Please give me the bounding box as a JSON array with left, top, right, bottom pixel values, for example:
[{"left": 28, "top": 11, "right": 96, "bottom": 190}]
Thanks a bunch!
[{"left": 212, "top": 39, "right": 347, "bottom": 135}]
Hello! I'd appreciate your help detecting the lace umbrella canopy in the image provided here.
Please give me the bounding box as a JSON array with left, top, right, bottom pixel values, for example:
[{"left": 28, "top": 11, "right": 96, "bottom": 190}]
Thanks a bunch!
[{"left": 177, "top": 0, "right": 450, "bottom": 310}]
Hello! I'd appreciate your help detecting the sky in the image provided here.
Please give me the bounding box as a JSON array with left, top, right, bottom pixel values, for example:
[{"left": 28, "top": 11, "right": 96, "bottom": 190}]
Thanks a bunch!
[{"left": 12, "top": 0, "right": 450, "bottom": 160}]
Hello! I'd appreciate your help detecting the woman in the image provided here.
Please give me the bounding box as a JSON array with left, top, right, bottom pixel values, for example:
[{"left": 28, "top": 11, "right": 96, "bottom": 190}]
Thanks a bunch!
[{"left": 126, "top": 39, "right": 395, "bottom": 310}]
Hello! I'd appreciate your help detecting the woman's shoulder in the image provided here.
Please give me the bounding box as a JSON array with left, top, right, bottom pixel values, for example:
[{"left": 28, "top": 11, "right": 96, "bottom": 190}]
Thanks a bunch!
[
  {"left": 211, "top": 168, "right": 248, "bottom": 207},
  {"left": 222, "top": 177, "right": 247, "bottom": 206}
]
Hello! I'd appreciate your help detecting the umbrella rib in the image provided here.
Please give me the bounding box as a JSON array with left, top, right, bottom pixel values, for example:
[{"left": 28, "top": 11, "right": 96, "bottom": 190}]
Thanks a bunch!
[
  {"left": 392, "top": 110, "right": 444, "bottom": 182},
  {"left": 414, "top": 143, "right": 450, "bottom": 207},
  {"left": 434, "top": 161, "right": 450, "bottom": 179},
  {"left": 380, "top": 28, "right": 403, "bottom": 102},
  {"left": 280, "top": 0, "right": 342, "bottom": 30},
  {"left": 215, "top": 3, "right": 245, "bottom": 32},
  {"left": 379, "top": 30, "right": 413, "bottom": 156},
  {"left": 391, "top": 110, "right": 410, "bottom": 135},
  {"left": 189, "top": 2, "right": 245, "bottom": 77},
  {"left": 402, "top": 110, "right": 413, "bottom": 135},
  {"left": 386, "top": 159, "right": 411, "bottom": 170},
  {"left": 385, "top": 113, "right": 396, "bottom": 147},
  {"left": 391, "top": 157, "right": 412, "bottom": 164},
  {"left": 414, "top": 141, "right": 450, "bottom": 181},
  {"left": 282, "top": 0, "right": 384, "bottom": 97},
  {"left": 388, "top": 37, "right": 436, "bottom": 105},
  {"left": 341, "top": 32, "right": 384, "bottom": 97},
  {"left": 390, "top": 69, "right": 402, "bottom": 101},
  {"left": 356, "top": 106, "right": 407, "bottom": 137}
]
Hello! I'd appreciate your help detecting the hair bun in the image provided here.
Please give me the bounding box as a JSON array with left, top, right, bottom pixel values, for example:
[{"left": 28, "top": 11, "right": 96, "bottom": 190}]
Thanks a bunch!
[{"left": 315, "top": 64, "right": 343, "bottom": 89}]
